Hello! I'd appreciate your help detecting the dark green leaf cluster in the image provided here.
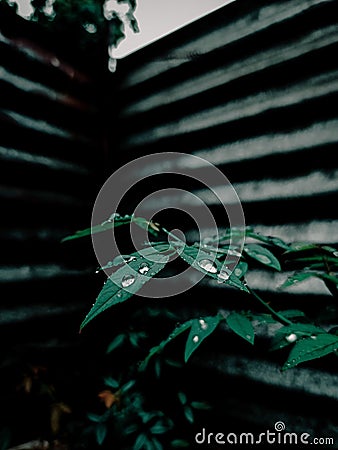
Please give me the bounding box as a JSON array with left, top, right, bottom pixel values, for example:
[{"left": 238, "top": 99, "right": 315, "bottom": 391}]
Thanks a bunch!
[
  {"left": 62, "top": 214, "right": 338, "bottom": 446},
  {"left": 62, "top": 214, "right": 338, "bottom": 371},
  {"left": 3, "top": 0, "right": 139, "bottom": 55}
]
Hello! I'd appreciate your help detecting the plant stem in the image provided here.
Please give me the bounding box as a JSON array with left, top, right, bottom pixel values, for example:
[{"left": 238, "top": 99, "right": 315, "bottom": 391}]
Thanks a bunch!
[{"left": 246, "top": 284, "right": 292, "bottom": 326}]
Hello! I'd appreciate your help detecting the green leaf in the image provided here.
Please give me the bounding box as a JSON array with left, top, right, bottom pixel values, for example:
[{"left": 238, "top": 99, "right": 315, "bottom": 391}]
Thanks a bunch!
[
  {"left": 191, "top": 401, "right": 212, "bottom": 410},
  {"left": 280, "top": 271, "right": 338, "bottom": 290},
  {"left": 270, "top": 323, "right": 328, "bottom": 352},
  {"left": 120, "top": 379, "right": 136, "bottom": 393},
  {"left": 246, "top": 230, "right": 290, "bottom": 250},
  {"left": 171, "top": 439, "right": 190, "bottom": 448},
  {"left": 139, "top": 320, "right": 193, "bottom": 371},
  {"left": 106, "top": 333, "right": 126, "bottom": 353},
  {"left": 282, "top": 334, "right": 338, "bottom": 370},
  {"left": 178, "top": 244, "right": 249, "bottom": 292},
  {"left": 165, "top": 358, "right": 183, "bottom": 368},
  {"left": 184, "top": 315, "right": 222, "bottom": 362},
  {"left": 96, "top": 423, "right": 107, "bottom": 445},
  {"left": 276, "top": 323, "right": 326, "bottom": 337},
  {"left": 104, "top": 376, "right": 119, "bottom": 389},
  {"left": 243, "top": 244, "right": 281, "bottom": 271},
  {"left": 61, "top": 213, "right": 132, "bottom": 242},
  {"left": 87, "top": 413, "right": 103, "bottom": 423},
  {"left": 151, "top": 423, "right": 170, "bottom": 435},
  {"left": 232, "top": 261, "right": 248, "bottom": 279},
  {"left": 134, "top": 433, "right": 148, "bottom": 450},
  {"left": 177, "top": 391, "right": 187, "bottom": 405},
  {"left": 151, "top": 437, "right": 163, "bottom": 450},
  {"left": 279, "top": 271, "right": 316, "bottom": 289},
  {"left": 226, "top": 312, "right": 254, "bottom": 344},
  {"left": 130, "top": 331, "right": 143, "bottom": 348},
  {"left": 80, "top": 249, "right": 169, "bottom": 329},
  {"left": 270, "top": 334, "right": 296, "bottom": 352},
  {"left": 125, "top": 424, "right": 139, "bottom": 435},
  {"left": 184, "top": 406, "right": 194, "bottom": 423},
  {"left": 280, "top": 309, "right": 306, "bottom": 319},
  {"left": 284, "top": 243, "right": 321, "bottom": 254}
]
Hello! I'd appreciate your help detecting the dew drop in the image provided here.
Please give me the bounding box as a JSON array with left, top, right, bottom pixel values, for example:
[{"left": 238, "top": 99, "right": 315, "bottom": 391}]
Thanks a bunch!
[
  {"left": 246, "top": 334, "right": 252, "bottom": 340},
  {"left": 193, "top": 335, "right": 199, "bottom": 343},
  {"left": 198, "top": 259, "right": 217, "bottom": 273},
  {"left": 138, "top": 262, "right": 150, "bottom": 275},
  {"left": 95, "top": 268, "right": 100, "bottom": 274},
  {"left": 285, "top": 333, "right": 297, "bottom": 343},
  {"left": 228, "top": 249, "right": 242, "bottom": 257},
  {"left": 234, "top": 268, "right": 242, "bottom": 277},
  {"left": 121, "top": 274, "right": 136, "bottom": 288},
  {"left": 125, "top": 256, "right": 137, "bottom": 263},
  {"left": 310, "top": 335, "right": 317, "bottom": 340},
  {"left": 218, "top": 270, "right": 230, "bottom": 281},
  {"left": 107, "top": 212, "right": 120, "bottom": 222},
  {"left": 199, "top": 319, "right": 208, "bottom": 330}
]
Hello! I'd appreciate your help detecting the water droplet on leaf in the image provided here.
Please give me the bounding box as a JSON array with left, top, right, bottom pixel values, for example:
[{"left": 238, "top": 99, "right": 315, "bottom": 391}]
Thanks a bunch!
[
  {"left": 199, "top": 319, "right": 208, "bottom": 330},
  {"left": 228, "top": 249, "right": 242, "bottom": 257},
  {"left": 285, "top": 333, "right": 297, "bottom": 343},
  {"left": 218, "top": 270, "right": 230, "bottom": 282},
  {"left": 121, "top": 274, "right": 136, "bottom": 288},
  {"left": 138, "top": 262, "right": 150, "bottom": 275},
  {"left": 125, "top": 256, "right": 137, "bottom": 263},
  {"left": 198, "top": 259, "right": 217, "bottom": 273},
  {"left": 193, "top": 335, "right": 199, "bottom": 343}
]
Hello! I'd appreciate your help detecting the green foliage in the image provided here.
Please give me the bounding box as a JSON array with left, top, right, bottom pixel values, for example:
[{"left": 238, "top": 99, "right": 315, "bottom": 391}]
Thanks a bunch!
[
  {"left": 80, "top": 246, "right": 170, "bottom": 329},
  {"left": 62, "top": 213, "right": 338, "bottom": 447},
  {"left": 226, "top": 312, "right": 255, "bottom": 345},
  {"left": 184, "top": 315, "right": 222, "bottom": 362},
  {"left": 62, "top": 213, "right": 338, "bottom": 370}
]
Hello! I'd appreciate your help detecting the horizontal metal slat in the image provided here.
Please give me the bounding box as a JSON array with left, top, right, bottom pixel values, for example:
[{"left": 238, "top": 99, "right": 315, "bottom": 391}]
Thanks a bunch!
[
  {"left": 0, "top": 66, "right": 96, "bottom": 113},
  {"left": 0, "top": 108, "right": 92, "bottom": 143},
  {"left": 120, "top": 23, "right": 338, "bottom": 117},
  {"left": 119, "top": 0, "right": 333, "bottom": 88},
  {"left": 0, "top": 145, "right": 90, "bottom": 174},
  {"left": 0, "top": 264, "right": 90, "bottom": 283},
  {"left": 120, "top": 70, "right": 338, "bottom": 147},
  {"left": 0, "top": 29, "right": 91, "bottom": 86}
]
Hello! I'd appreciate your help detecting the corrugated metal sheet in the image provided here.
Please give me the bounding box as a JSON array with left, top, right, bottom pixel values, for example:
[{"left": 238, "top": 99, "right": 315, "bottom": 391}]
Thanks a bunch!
[
  {"left": 110, "top": 0, "right": 338, "bottom": 438},
  {"left": 0, "top": 5, "right": 104, "bottom": 357},
  {"left": 114, "top": 0, "right": 338, "bottom": 285}
]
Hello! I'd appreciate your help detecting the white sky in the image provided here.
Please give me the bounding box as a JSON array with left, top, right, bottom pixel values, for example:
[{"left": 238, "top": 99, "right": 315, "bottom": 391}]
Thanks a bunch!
[{"left": 13, "top": 0, "right": 234, "bottom": 58}]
